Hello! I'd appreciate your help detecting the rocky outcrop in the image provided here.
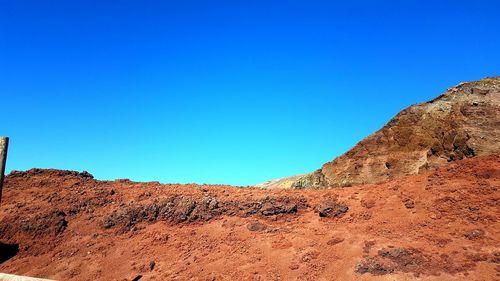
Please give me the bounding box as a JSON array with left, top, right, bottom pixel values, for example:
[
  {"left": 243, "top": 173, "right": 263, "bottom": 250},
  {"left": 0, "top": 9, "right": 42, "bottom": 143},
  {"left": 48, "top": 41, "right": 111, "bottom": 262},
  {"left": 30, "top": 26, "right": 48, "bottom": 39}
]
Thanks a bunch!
[
  {"left": 260, "top": 77, "right": 500, "bottom": 188},
  {"left": 102, "top": 195, "right": 308, "bottom": 231}
]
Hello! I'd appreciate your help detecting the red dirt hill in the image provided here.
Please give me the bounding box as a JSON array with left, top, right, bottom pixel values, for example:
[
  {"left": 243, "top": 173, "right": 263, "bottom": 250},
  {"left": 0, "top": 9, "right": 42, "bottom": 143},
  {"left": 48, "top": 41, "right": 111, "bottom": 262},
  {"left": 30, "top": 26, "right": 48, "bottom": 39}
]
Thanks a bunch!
[{"left": 0, "top": 156, "right": 499, "bottom": 280}]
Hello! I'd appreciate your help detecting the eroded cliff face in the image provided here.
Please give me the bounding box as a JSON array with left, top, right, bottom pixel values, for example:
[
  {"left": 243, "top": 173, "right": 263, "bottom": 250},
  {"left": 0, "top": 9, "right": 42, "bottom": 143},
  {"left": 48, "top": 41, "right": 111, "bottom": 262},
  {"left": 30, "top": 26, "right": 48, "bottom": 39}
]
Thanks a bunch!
[{"left": 260, "top": 77, "right": 500, "bottom": 189}]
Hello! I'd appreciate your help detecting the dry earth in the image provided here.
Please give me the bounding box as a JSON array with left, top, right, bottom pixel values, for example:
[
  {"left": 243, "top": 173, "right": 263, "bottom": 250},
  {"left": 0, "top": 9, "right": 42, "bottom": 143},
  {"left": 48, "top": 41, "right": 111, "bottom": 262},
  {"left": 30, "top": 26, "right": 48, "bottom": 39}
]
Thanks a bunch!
[{"left": 0, "top": 156, "right": 498, "bottom": 280}]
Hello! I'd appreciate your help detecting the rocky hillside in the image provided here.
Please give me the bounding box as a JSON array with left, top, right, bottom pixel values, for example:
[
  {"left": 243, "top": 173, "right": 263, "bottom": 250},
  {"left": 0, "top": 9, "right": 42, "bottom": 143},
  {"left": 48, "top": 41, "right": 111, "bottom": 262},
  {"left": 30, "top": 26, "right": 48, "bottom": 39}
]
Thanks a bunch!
[
  {"left": 0, "top": 156, "right": 498, "bottom": 280},
  {"left": 259, "top": 77, "right": 500, "bottom": 189}
]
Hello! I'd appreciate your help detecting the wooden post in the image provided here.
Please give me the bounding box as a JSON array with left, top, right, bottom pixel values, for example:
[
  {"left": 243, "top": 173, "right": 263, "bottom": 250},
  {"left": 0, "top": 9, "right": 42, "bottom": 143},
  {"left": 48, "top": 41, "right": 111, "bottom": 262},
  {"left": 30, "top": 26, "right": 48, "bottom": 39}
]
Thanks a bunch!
[{"left": 0, "top": 137, "right": 9, "bottom": 203}]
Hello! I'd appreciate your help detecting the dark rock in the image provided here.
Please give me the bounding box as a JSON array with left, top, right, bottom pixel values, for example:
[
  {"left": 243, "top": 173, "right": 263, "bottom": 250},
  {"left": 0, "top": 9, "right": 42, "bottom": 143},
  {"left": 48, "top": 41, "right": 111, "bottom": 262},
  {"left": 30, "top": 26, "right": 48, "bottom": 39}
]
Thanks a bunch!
[
  {"left": 316, "top": 200, "right": 348, "bottom": 218},
  {"left": 103, "top": 195, "right": 307, "bottom": 231},
  {"left": 464, "top": 229, "right": 485, "bottom": 240},
  {"left": 260, "top": 199, "right": 297, "bottom": 216},
  {"left": 289, "top": 264, "right": 299, "bottom": 270},
  {"left": 403, "top": 199, "right": 415, "bottom": 209},
  {"left": 224, "top": 196, "right": 306, "bottom": 217},
  {"left": 355, "top": 256, "right": 394, "bottom": 275},
  {"left": 78, "top": 171, "right": 94, "bottom": 179},
  {"left": 378, "top": 247, "right": 429, "bottom": 270},
  {"left": 326, "top": 237, "right": 344, "bottom": 246},
  {"left": 247, "top": 222, "right": 267, "bottom": 232},
  {"left": 131, "top": 275, "right": 142, "bottom": 281},
  {"left": 467, "top": 253, "right": 489, "bottom": 262},
  {"left": 15, "top": 210, "right": 68, "bottom": 237},
  {"left": 173, "top": 198, "right": 196, "bottom": 223},
  {"left": 363, "top": 240, "right": 376, "bottom": 254},
  {"left": 490, "top": 251, "right": 500, "bottom": 263},
  {"left": 468, "top": 206, "right": 479, "bottom": 211}
]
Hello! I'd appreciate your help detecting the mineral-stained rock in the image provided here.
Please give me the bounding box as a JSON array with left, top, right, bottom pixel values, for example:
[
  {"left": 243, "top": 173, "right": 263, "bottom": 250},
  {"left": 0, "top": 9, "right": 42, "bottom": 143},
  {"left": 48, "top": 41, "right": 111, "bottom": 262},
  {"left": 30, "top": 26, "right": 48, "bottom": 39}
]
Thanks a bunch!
[
  {"left": 259, "top": 77, "right": 500, "bottom": 189},
  {"left": 326, "top": 237, "right": 344, "bottom": 245},
  {"left": 6, "top": 210, "right": 69, "bottom": 238},
  {"left": 403, "top": 198, "right": 415, "bottom": 209},
  {"left": 355, "top": 256, "right": 395, "bottom": 275},
  {"left": 247, "top": 222, "right": 267, "bottom": 232},
  {"left": 291, "top": 170, "right": 327, "bottom": 189},
  {"left": 260, "top": 198, "right": 298, "bottom": 216},
  {"left": 102, "top": 195, "right": 307, "bottom": 231},
  {"left": 464, "top": 229, "right": 485, "bottom": 240},
  {"left": 316, "top": 199, "right": 348, "bottom": 218},
  {"left": 378, "top": 247, "right": 428, "bottom": 268}
]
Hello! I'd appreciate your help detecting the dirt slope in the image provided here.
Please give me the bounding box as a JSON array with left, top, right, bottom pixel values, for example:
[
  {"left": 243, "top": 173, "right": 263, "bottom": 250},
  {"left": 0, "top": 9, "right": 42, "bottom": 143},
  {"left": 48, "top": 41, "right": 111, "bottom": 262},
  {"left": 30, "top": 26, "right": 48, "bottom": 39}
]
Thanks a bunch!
[
  {"left": 259, "top": 77, "right": 500, "bottom": 189},
  {"left": 0, "top": 156, "right": 498, "bottom": 280}
]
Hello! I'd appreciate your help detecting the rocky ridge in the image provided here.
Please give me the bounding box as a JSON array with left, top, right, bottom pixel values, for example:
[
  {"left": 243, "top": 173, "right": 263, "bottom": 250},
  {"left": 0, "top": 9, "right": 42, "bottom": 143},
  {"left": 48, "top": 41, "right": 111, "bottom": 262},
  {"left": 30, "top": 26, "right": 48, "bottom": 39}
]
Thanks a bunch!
[{"left": 259, "top": 77, "right": 500, "bottom": 189}]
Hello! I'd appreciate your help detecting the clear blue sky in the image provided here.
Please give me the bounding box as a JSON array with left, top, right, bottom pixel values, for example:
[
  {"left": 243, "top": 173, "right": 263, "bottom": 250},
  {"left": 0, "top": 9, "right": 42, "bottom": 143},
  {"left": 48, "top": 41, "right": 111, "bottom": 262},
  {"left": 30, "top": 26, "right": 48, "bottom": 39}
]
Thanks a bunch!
[{"left": 1, "top": 1, "right": 499, "bottom": 185}]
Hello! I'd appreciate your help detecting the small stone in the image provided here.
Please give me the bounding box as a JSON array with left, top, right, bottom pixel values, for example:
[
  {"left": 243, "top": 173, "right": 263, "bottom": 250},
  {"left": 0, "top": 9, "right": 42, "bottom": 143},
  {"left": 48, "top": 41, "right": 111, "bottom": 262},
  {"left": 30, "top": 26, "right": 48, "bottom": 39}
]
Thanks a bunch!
[
  {"left": 327, "top": 237, "right": 344, "bottom": 246},
  {"left": 403, "top": 199, "right": 415, "bottom": 209},
  {"left": 247, "top": 222, "right": 267, "bottom": 232},
  {"left": 316, "top": 200, "right": 348, "bottom": 218},
  {"left": 289, "top": 264, "right": 299, "bottom": 270},
  {"left": 464, "top": 229, "right": 485, "bottom": 240}
]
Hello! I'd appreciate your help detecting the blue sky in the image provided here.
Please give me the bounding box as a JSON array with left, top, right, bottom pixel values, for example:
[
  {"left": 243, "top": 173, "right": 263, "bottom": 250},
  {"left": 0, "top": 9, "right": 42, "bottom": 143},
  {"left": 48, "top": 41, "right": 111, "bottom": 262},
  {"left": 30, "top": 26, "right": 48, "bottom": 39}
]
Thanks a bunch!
[{"left": 1, "top": 0, "right": 499, "bottom": 185}]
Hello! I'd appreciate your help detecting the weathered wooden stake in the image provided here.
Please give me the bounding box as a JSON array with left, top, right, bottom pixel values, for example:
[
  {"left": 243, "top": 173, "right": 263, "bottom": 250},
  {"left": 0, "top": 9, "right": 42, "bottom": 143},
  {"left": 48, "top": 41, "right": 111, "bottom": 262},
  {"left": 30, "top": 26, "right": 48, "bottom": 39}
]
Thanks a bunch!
[{"left": 0, "top": 137, "right": 9, "bottom": 203}]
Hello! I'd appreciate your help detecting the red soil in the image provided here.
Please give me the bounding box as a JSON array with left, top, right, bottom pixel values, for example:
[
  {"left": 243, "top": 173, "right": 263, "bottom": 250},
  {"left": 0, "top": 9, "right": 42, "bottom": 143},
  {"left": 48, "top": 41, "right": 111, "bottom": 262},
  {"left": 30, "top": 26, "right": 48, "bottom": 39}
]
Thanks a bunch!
[{"left": 0, "top": 156, "right": 499, "bottom": 280}]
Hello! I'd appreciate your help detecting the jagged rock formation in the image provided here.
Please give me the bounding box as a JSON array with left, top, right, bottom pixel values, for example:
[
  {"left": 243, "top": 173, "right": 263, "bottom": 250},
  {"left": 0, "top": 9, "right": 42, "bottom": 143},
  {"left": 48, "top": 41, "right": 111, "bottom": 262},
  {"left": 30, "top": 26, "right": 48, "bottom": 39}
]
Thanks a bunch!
[{"left": 260, "top": 77, "right": 500, "bottom": 189}]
